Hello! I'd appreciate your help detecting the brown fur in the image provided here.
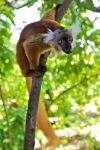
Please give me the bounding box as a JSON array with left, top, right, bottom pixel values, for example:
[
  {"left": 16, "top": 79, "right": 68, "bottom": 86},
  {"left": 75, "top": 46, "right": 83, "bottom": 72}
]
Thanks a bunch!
[
  {"left": 16, "top": 5, "right": 73, "bottom": 77},
  {"left": 16, "top": 7, "right": 61, "bottom": 77}
]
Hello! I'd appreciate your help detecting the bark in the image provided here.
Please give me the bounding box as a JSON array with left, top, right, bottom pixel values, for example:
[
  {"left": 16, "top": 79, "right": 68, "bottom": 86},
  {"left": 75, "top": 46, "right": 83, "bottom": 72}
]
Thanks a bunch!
[
  {"left": 23, "top": 1, "right": 73, "bottom": 150},
  {"left": 24, "top": 77, "right": 43, "bottom": 150}
]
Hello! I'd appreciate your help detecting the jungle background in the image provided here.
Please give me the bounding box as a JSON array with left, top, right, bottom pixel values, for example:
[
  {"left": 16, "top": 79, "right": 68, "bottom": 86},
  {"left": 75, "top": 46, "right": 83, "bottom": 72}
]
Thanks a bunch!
[{"left": 0, "top": 0, "right": 100, "bottom": 149}]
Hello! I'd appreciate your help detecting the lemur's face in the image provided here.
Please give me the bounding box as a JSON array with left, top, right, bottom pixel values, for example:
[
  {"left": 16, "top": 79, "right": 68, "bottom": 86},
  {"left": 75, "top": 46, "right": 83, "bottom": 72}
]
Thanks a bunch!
[
  {"left": 43, "top": 27, "right": 73, "bottom": 54},
  {"left": 54, "top": 28, "right": 73, "bottom": 54}
]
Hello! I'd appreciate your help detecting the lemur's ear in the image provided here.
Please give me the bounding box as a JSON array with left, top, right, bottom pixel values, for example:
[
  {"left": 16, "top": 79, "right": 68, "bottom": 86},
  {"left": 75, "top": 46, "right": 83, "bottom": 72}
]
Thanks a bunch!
[
  {"left": 42, "top": 28, "right": 54, "bottom": 38},
  {"left": 47, "top": 28, "right": 53, "bottom": 33},
  {"left": 42, "top": 29, "right": 55, "bottom": 44}
]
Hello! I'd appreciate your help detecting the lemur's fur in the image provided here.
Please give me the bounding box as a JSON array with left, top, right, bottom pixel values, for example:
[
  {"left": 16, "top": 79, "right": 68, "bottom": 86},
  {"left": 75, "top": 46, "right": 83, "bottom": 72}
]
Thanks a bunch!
[{"left": 16, "top": 5, "right": 73, "bottom": 77}]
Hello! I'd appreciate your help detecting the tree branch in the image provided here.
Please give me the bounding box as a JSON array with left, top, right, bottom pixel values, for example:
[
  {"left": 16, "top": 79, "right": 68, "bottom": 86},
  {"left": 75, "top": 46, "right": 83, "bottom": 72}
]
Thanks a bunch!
[
  {"left": 95, "top": 6, "right": 100, "bottom": 13},
  {"left": 24, "top": 0, "right": 73, "bottom": 150},
  {"left": 24, "top": 77, "right": 43, "bottom": 150},
  {"left": 4, "top": 0, "right": 100, "bottom": 14},
  {"left": 56, "top": 0, "right": 73, "bottom": 22},
  {"left": 53, "top": 73, "right": 99, "bottom": 102},
  {"left": 45, "top": 73, "right": 99, "bottom": 109},
  {"left": 4, "top": 0, "right": 34, "bottom": 9},
  {"left": 86, "top": 6, "right": 100, "bottom": 13},
  {"left": 80, "top": 2, "right": 100, "bottom": 13}
]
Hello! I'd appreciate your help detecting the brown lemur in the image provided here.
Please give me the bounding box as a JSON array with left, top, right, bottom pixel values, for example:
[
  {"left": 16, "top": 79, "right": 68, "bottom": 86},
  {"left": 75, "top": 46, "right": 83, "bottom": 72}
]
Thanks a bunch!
[{"left": 16, "top": 5, "right": 73, "bottom": 77}]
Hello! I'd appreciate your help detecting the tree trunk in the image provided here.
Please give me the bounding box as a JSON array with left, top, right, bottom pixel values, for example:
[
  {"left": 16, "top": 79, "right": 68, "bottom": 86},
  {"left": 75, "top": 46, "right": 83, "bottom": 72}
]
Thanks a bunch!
[{"left": 23, "top": 0, "right": 73, "bottom": 149}]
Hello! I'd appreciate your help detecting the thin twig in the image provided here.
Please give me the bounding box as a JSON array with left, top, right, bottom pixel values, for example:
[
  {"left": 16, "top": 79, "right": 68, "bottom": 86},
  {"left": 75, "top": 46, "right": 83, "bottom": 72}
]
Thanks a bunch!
[
  {"left": 53, "top": 73, "right": 99, "bottom": 102},
  {"left": 3, "top": 0, "right": 33, "bottom": 9},
  {"left": 3, "top": 0, "right": 100, "bottom": 14},
  {"left": 45, "top": 73, "right": 99, "bottom": 109}
]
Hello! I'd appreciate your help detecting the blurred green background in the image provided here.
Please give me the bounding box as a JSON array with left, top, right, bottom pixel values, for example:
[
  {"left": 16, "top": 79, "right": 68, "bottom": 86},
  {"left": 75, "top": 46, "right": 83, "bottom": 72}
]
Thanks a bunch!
[{"left": 0, "top": 0, "right": 100, "bottom": 149}]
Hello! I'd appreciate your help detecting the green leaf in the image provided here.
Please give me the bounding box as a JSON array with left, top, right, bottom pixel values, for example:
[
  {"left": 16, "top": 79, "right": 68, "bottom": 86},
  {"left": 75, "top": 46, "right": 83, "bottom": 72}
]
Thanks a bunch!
[{"left": 86, "top": 0, "right": 95, "bottom": 11}]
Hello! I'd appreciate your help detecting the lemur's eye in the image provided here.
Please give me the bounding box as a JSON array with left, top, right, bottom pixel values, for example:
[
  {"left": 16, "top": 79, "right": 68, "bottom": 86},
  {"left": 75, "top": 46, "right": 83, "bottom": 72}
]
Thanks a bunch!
[
  {"left": 58, "top": 40, "right": 62, "bottom": 44},
  {"left": 68, "top": 36, "right": 73, "bottom": 43}
]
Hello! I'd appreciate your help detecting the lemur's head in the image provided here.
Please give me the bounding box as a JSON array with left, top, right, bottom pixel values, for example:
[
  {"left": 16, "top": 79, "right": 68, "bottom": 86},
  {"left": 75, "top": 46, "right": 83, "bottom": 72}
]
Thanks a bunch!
[
  {"left": 43, "top": 27, "right": 73, "bottom": 54},
  {"left": 53, "top": 27, "right": 73, "bottom": 54}
]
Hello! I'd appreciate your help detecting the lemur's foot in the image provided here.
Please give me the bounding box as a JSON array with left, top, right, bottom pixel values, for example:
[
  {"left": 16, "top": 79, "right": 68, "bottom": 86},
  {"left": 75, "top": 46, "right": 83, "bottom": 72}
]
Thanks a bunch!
[
  {"left": 25, "top": 70, "right": 44, "bottom": 77},
  {"left": 24, "top": 65, "right": 47, "bottom": 77}
]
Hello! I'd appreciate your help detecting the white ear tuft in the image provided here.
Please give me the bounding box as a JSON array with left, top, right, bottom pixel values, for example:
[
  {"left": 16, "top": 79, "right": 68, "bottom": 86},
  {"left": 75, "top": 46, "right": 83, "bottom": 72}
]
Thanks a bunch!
[
  {"left": 47, "top": 28, "right": 54, "bottom": 33},
  {"left": 42, "top": 28, "right": 55, "bottom": 44}
]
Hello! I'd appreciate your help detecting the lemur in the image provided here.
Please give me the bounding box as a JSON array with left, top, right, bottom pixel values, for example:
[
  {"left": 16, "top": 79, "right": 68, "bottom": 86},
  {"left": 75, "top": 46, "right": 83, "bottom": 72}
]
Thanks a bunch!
[{"left": 16, "top": 5, "right": 73, "bottom": 77}]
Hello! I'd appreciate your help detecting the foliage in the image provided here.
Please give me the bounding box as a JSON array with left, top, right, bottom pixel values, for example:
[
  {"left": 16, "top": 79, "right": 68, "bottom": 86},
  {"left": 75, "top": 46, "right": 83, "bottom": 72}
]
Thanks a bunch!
[{"left": 0, "top": 0, "right": 100, "bottom": 149}]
